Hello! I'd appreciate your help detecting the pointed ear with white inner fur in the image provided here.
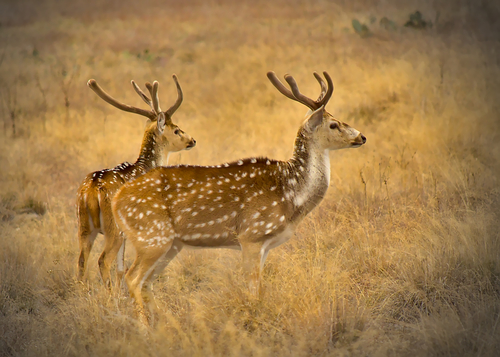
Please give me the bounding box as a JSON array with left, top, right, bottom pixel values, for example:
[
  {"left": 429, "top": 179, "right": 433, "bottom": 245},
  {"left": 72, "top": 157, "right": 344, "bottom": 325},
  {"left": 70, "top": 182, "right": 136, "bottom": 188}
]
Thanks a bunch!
[
  {"left": 305, "top": 105, "right": 325, "bottom": 132},
  {"left": 157, "top": 112, "right": 166, "bottom": 134}
]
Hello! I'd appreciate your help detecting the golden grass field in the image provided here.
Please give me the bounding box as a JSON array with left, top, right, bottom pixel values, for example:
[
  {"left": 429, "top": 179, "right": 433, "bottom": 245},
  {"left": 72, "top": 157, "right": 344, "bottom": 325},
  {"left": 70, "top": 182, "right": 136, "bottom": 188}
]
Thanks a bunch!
[{"left": 1, "top": 0, "right": 500, "bottom": 355}]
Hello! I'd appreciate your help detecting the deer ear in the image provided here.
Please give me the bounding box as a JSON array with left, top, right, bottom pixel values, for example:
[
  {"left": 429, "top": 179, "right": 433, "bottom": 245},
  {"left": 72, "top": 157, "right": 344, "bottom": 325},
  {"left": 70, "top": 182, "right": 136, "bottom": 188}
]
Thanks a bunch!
[
  {"left": 305, "top": 105, "right": 325, "bottom": 131},
  {"left": 157, "top": 112, "right": 166, "bottom": 134}
]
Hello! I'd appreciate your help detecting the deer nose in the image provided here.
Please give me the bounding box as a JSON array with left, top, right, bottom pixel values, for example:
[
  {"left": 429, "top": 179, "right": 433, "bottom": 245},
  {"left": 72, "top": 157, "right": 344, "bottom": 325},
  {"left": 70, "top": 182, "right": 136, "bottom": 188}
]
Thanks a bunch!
[
  {"left": 190, "top": 139, "right": 197, "bottom": 147},
  {"left": 360, "top": 134, "right": 366, "bottom": 143}
]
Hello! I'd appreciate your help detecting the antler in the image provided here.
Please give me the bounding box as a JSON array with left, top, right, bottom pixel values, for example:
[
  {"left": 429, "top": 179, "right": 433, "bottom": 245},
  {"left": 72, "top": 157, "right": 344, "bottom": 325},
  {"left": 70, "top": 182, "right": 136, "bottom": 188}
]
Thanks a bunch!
[
  {"left": 87, "top": 79, "right": 157, "bottom": 120},
  {"left": 165, "top": 74, "right": 183, "bottom": 118},
  {"left": 266, "top": 71, "right": 297, "bottom": 102},
  {"left": 267, "top": 71, "right": 334, "bottom": 110},
  {"left": 131, "top": 80, "right": 155, "bottom": 112},
  {"left": 87, "top": 74, "right": 184, "bottom": 121}
]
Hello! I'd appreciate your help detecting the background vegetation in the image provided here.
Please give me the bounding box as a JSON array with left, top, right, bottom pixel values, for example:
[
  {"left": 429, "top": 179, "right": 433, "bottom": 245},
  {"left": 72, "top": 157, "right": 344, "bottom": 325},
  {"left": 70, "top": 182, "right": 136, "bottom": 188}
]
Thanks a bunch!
[{"left": 1, "top": 0, "right": 499, "bottom": 355}]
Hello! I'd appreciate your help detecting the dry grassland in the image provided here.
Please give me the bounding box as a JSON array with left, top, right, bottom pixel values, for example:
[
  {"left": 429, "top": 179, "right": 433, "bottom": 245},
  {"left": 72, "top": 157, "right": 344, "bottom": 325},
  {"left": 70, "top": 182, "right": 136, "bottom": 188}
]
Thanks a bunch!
[{"left": 1, "top": 0, "right": 500, "bottom": 355}]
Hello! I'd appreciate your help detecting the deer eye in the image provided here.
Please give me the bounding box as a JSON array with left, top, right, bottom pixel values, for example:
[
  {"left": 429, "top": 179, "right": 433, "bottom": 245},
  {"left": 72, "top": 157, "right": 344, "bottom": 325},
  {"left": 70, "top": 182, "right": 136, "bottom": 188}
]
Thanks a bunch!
[
  {"left": 329, "top": 122, "right": 339, "bottom": 130},
  {"left": 174, "top": 129, "right": 180, "bottom": 135}
]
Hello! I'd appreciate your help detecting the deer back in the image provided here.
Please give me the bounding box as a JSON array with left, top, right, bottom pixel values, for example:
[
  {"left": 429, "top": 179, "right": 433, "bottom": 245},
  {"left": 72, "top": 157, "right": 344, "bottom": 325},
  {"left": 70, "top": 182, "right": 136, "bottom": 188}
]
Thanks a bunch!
[{"left": 113, "top": 157, "right": 302, "bottom": 249}]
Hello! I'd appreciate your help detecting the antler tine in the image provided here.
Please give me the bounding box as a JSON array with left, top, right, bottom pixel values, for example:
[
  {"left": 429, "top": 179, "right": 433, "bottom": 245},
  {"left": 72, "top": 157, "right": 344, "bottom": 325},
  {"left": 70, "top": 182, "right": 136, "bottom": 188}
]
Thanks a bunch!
[
  {"left": 319, "top": 71, "right": 334, "bottom": 107},
  {"left": 284, "top": 75, "right": 318, "bottom": 110},
  {"left": 151, "top": 81, "right": 161, "bottom": 114},
  {"left": 313, "top": 72, "right": 327, "bottom": 102},
  {"left": 266, "top": 71, "right": 297, "bottom": 102},
  {"left": 131, "top": 80, "right": 155, "bottom": 112},
  {"left": 165, "top": 74, "right": 183, "bottom": 118},
  {"left": 87, "top": 79, "right": 156, "bottom": 120},
  {"left": 144, "top": 82, "right": 157, "bottom": 115},
  {"left": 145, "top": 82, "right": 154, "bottom": 101},
  {"left": 144, "top": 82, "right": 153, "bottom": 97}
]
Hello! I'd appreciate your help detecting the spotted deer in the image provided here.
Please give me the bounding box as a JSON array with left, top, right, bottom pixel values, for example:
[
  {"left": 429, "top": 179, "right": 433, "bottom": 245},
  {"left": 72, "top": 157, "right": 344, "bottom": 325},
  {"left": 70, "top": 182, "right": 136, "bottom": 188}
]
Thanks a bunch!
[
  {"left": 112, "top": 71, "right": 366, "bottom": 324},
  {"left": 76, "top": 75, "right": 196, "bottom": 289}
]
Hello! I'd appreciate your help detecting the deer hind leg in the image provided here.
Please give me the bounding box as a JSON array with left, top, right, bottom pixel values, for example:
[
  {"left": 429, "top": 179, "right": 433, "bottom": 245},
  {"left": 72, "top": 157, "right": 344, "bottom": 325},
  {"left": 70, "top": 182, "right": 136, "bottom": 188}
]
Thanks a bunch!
[
  {"left": 77, "top": 211, "right": 99, "bottom": 281},
  {"left": 125, "top": 243, "right": 173, "bottom": 326},
  {"left": 98, "top": 221, "right": 124, "bottom": 290},
  {"left": 115, "top": 236, "right": 126, "bottom": 292},
  {"left": 144, "top": 240, "right": 184, "bottom": 312}
]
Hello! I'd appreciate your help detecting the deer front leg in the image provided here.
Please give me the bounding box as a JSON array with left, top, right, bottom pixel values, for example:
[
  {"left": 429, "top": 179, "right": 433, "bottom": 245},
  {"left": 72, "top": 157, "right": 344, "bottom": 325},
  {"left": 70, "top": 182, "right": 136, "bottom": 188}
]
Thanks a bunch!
[{"left": 240, "top": 242, "right": 264, "bottom": 298}]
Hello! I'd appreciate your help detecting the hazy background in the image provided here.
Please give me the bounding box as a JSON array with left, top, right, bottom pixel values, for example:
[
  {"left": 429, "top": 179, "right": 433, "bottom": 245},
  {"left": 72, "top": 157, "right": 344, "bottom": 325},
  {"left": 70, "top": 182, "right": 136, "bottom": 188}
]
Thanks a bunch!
[{"left": 1, "top": 0, "right": 499, "bottom": 355}]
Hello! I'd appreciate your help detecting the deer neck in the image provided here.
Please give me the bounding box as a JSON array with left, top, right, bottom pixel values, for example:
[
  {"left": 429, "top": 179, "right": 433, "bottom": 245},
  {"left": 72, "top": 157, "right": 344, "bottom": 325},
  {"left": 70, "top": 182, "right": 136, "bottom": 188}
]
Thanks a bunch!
[
  {"left": 134, "top": 130, "right": 165, "bottom": 173},
  {"left": 284, "top": 129, "right": 330, "bottom": 220}
]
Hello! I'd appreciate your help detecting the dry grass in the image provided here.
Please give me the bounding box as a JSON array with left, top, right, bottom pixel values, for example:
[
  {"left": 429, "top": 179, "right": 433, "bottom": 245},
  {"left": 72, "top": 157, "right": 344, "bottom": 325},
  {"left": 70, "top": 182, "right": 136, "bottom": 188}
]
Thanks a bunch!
[{"left": 1, "top": 0, "right": 500, "bottom": 355}]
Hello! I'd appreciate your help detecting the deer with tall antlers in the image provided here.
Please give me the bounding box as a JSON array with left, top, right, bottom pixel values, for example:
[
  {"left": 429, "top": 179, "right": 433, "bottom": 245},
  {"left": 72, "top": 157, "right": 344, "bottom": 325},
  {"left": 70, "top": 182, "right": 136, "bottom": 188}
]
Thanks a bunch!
[
  {"left": 76, "top": 75, "right": 196, "bottom": 289},
  {"left": 111, "top": 71, "right": 366, "bottom": 324}
]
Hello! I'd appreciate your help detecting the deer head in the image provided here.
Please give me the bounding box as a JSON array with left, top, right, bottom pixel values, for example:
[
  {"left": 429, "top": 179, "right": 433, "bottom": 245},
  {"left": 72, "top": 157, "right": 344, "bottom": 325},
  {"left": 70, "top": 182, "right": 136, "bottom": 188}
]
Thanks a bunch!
[
  {"left": 267, "top": 71, "right": 366, "bottom": 152},
  {"left": 87, "top": 75, "right": 196, "bottom": 157}
]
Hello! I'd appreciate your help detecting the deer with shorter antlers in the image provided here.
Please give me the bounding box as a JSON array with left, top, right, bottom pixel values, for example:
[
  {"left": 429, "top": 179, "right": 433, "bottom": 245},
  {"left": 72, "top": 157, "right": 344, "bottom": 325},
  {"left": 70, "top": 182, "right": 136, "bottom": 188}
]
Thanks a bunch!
[
  {"left": 76, "top": 75, "right": 196, "bottom": 289},
  {"left": 112, "top": 71, "right": 366, "bottom": 324}
]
